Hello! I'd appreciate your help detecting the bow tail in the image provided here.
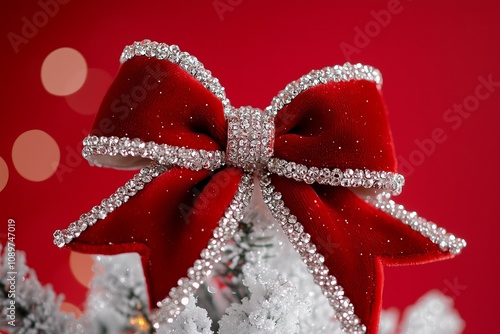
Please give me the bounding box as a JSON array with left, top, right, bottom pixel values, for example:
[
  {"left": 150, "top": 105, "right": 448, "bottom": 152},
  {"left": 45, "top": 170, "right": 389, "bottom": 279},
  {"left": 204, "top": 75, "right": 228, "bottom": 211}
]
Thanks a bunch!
[
  {"left": 152, "top": 171, "right": 254, "bottom": 325},
  {"left": 261, "top": 174, "right": 459, "bottom": 334},
  {"left": 55, "top": 166, "right": 250, "bottom": 317}
]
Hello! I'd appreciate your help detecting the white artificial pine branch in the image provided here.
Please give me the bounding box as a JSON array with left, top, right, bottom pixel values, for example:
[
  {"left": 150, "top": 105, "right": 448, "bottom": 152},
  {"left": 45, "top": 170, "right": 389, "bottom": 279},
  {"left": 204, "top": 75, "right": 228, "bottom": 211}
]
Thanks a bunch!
[
  {"left": 156, "top": 295, "right": 212, "bottom": 334},
  {"left": 215, "top": 188, "right": 343, "bottom": 334},
  {"left": 81, "top": 253, "right": 151, "bottom": 334},
  {"left": 218, "top": 263, "right": 309, "bottom": 333},
  {"left": 399, "top": 290, "right": 465, "bottom": 334},
  {"left": 0, "top": 245, "right": 78, "bottom": 333},
  {"left": 378, "top": 308, "right": 400, "bottom": 334}
]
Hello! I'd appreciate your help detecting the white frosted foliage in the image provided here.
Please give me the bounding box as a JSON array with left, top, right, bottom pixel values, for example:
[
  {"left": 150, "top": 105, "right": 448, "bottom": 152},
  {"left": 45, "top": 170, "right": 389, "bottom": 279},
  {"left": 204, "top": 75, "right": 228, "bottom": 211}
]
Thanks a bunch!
[
  {"left": 157, "top": 295, "right": 212, "bottom": 334},
  {"left": 218, "top": 266, "right": 309, "bottom": 334},
  {"left": 399, "top": 290, "right": 465, "bottom": 334},
  {"left": 378, "top": 308, "right": 400, "bottom": 334},
  {"left": 0, "top": 246, "right": 79, "bottom": 333},
  {"left": 81, "top": 253, "right": 150, "bottom": 333},
  {"left": 217, "top": 190, "right": 342, "bottom": 333}
]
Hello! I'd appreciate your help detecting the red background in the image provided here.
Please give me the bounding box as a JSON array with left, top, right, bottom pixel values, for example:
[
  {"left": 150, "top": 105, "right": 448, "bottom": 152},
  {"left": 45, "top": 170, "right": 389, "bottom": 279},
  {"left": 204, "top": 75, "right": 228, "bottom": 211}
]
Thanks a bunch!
[{"left": 1, "top": 0, "right": 499, "bottom": 332}]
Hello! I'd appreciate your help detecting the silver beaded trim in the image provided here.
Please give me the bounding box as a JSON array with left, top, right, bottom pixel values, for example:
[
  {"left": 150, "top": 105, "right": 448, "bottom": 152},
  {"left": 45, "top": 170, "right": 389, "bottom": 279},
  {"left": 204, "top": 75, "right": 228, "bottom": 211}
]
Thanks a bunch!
[
  {"left": 119, "top": 40, "right": 382, "bottom": 121},
  {"left": 367, "top": 193, "right": 466, "bottom": 255},
  {"left": 267, "top": 158, "right": 405, "bottom": 195},
  {"left": 226, "top": 106, "right": 275, "bottom": 172},
  {"left": 53, "top": 164, "right": 168, "bottom": 248},
  {"left": 265, "top": 63, "right": 383, "bottom": 118},
  {"left": 120, "top": 39, "right": 231, "bottom": 117},
  {"left": 259, "top": 174, "right": 366, "bottom": 334},
  {"left": 151, "top": 173, "right": 254, "bottom": 328},
  {"left": 82, "top": 135, "right": 225, "bottom": 172}
]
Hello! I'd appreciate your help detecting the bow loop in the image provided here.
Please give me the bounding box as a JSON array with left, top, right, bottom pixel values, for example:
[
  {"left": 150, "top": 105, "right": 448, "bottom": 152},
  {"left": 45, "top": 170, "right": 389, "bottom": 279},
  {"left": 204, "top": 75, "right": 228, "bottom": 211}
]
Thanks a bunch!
[
  {"left": 87, "top": 55, "right": 228, "bottom": 169},
  {"left": 273, "top": 79, "right": 397, "bottom": 173},
  {"left": 62, "top": 166, "right": 246, "bottom": 308}
]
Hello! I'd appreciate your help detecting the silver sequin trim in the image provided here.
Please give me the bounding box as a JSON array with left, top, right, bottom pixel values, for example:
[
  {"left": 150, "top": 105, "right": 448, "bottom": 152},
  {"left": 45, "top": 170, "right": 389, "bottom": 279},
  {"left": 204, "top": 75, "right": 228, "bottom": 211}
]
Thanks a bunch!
[
  {"left": 151, "top": 173, "right": 254, "bottom": 327},
  {"left": 119, "top": 40, "right": 382, "bottom": 121},
  {"left": 82, "top": 135, "right": 225, "bottom": 172},
  {"left": 268, "top": 158, "right": 405, "bottom": 195},
  {"left": 367, "top": 193, "right": 466, "bottom": 255},
  {"left": 259, "top": 174, "right": 367, "bottom": 334},
  {"left": 53, "top": 164, "right": 168, "bottom": 248},
  {"left": 226, "top": 106, "right": 275, "bottom": 172},
  {"left": 120, "top": 39, "right": 231, "bottom": 117},
  {"left": 265, "top": 63, "right": 382, "bottom": 118}
]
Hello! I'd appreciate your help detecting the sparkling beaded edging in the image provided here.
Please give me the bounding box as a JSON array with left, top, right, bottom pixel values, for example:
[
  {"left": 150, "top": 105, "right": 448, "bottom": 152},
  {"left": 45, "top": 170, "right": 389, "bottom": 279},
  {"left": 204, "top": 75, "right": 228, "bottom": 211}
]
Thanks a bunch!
[
  {"left": 119, "top": 40, "right": 382, "bottom": 121},
  {"left": 120, "top": 39, "right": 231, "bottom": 117},
  {"left": 265, "top": 63, "right": 382, "bottom": 118},
  {"left": 82, "top": 135, "right": 225, "bottom": 172},
  {"left": 259, "top": 174, "right": 366, "bottom": 334},
  {"left": 268, "top": 158, "right": 405, "bottom": 195},
  {"left": 151, "top": 173, "right": 254, "bottom": 327},
  {"left": 367, "top": 193, "right": 466, "bottom": 255},
  {"left": 53, "top": 164, "right": 168, "bottom": 248},
  {"left": 226, "top": 106, "right": 275, "bottom": 172}
]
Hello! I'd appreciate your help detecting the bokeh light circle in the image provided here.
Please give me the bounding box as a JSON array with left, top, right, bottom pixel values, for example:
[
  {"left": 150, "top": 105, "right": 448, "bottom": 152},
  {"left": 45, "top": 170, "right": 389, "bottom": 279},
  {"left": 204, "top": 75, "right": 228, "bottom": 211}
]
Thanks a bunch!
[
  {"left": 0, "top": 156, "right": 8, "bottom": 192},
  {"left": 12, "top": 130, "right": 60, "bottom": 182},
  {"left": 69, "top": 251, "right": 95, "bottom": 287},
  {"left": 41, "top": 48, "right": 88, "bottom": 96},
  {"left": 65, "top": 68, "right": 114, "bottom": 115},
  {"left": 60, "top": 302, "right": 82, "bottom": 318}
]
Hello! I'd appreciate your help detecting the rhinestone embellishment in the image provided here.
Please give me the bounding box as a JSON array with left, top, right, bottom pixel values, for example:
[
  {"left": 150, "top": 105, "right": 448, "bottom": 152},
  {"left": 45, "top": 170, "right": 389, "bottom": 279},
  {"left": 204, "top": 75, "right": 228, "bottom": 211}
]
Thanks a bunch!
[
  {"left": 53, "top": 164, "right": 168, "bottom": 248},
  {"left": 119, "top": 40, "right": 382, "bottom": 119},
  {"left": 120, "top": 39, "right": 232, "bottom": 118},
  {"left": 226, "top": 106, "right": 275, "bottom": 172},
  {"left": 152, "top": 173, "right": 253, "bottom": 327},
  {"left": 82, "top": 135, "right": 225, "bottom": 171},
  {"left": 367, "top": 193, "right": 466, "bottom": 255},
  {"left": 259, "top": 174, "right": 366, "bottom": 333},
  {"left": 265, "top": 63, "right": 382, "bottom": 118},
  {"left": 268, "top": 158, "right": 405, "bottom": 195}
]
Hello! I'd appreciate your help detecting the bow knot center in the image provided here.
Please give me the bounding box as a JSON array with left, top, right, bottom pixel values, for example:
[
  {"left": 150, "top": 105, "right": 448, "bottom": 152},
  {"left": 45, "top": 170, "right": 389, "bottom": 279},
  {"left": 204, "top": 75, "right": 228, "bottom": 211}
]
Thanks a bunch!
[{"left": 226, "top": 107, "right": 275, "bottom": 172}]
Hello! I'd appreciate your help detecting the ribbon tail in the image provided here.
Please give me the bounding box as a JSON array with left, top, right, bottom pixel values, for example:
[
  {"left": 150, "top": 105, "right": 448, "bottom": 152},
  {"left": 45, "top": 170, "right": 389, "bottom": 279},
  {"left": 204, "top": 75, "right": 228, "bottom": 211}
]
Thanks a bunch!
[
  {"left": 152, "top": 171, "right": 254, "bottom": 326},
  {"left": 54, "top": 166, "right": 248, "bottom": 317},
  {"left": 261, "top": 174, "right": 466, "bottom": 334},
  {"left": 365, "top": 193, "right": 466, "bottom": 255},
  {"left": 53, "top": 163, "right": 169, "bottom": 248},
  {"left": 259, "top": 174, "right": 367, "bottom": 333}
]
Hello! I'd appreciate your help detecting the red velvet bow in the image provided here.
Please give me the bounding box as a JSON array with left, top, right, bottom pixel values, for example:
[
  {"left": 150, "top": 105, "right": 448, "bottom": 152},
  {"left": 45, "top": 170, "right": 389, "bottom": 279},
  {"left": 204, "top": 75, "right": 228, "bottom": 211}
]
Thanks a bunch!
[{"left": 53, "top": 40, "right": 465, "bottom": 334}]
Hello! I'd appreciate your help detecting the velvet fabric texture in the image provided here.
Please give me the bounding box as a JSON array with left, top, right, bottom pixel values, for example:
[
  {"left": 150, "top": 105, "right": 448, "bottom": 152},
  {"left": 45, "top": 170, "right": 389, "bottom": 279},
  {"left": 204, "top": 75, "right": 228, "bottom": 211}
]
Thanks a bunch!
[
  {"left": 65, "top": 57, "right": 453, "bottom": 333},
  {"left": 271, "top": 178, "right": 451, "bottom": 331}
]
